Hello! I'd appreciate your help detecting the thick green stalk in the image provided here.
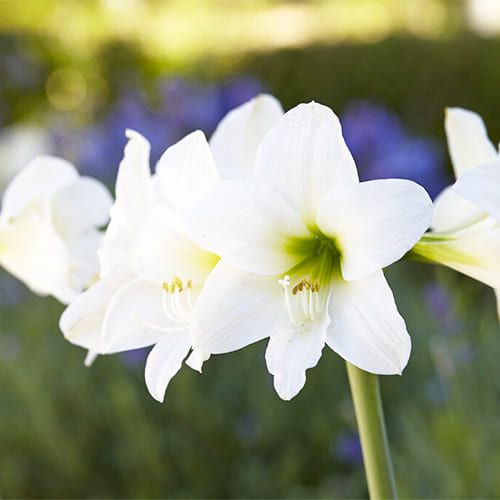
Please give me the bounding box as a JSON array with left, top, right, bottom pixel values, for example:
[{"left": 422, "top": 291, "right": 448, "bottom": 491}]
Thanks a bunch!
[{"left": 346, "top": 362, "right": 397, "bottom": 500}]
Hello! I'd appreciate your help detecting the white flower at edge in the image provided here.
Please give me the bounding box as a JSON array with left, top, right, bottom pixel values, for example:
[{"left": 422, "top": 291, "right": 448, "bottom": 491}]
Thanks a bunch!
[
  {"left": 183, "top": 102, "right": 433, "bottom": 401},
  {"left": 0, "top": 155, "right": 112, "bottom": 303},
  {"left": 0, "top": 124, "right": 51, "bottom": 192},
  {"left": 413, "top": 108, "right": 500, "bottom": 317},
  {"left": 60, "top": 94, "right": 283, "bottom": 401},
  {"left": 59, "top": 129, "right": 156, "bottom": 365}
]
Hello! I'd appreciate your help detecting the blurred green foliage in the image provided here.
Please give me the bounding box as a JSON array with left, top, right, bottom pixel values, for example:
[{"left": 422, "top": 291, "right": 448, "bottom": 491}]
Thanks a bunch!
[
  {"left": 1, "top": 32, "right": 500, "bottom": 498},
  {"left": 243, "top": 35, "right": 500, "bottom": 148},
  {"left": 2, "top": 263, "right": 499, "bottom": 498}
]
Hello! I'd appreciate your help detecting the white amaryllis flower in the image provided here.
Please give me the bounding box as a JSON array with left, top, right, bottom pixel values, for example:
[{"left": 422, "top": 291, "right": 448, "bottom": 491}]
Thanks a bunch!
[
  {"left": 0, "top": 155, "right": 112, "bottom": 303},
  {"left": 0, "top": 124, "right": 51, "bottom": 192},
  {"left": 412, "top": 108, "right": 500, "bottom": 317},
  {"left": 59, "top": 130, "right": 156, "bottom": 364},
  {"left": 60, "top": 94, "right": 283, "bottom": 400},
  {"left": 183, "top": 102, "right": 433, "bottom": 400}
]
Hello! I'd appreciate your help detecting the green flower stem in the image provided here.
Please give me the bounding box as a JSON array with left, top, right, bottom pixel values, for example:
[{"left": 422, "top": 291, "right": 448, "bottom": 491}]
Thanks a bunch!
[{"left": 346, "top": 362, "right": 397, "bottom": 500}]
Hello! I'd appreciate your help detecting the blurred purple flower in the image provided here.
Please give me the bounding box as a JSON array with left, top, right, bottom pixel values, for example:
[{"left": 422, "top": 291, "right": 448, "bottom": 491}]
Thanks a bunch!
[
  {"left": 120, "top": 347, "right": 149, "bottom": 369},
  {"left": 368, "top": 137, "right": 447, "bottom": 199},
  {"left": 342, "top": 101, "right": 449, "bottom": 198},
  {"left": 333, "top": 431, "right": 363, "bottom": 466},
  {"left": 0, "top": 274, "right": 30, "bottom": 306},
  {"left": 342, "top": 101, "right": 404, "bottom": 163},
  {"left": 423, "top": 281, "right": 460, "bottom": 334},
  {"left": 75, "top": 76, "right": 263, "bottom": 181},
  {"left": 218, "top": 76, "right": 263, "bottom": 112},
  {"left": 159, "top": 78, "right": 221, "bottom": 135}
]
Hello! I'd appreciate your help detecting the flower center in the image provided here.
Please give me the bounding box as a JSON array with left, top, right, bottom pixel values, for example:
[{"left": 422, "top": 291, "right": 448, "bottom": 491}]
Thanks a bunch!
[
  {"left": 278, "top": 234, "right": 340, "bottom": 335},
  {"left": 161, "top": 277, "right": 194, "bottom": 325},
  {"left": 278, "top": 275, "right": 329, "bottom": 334}
]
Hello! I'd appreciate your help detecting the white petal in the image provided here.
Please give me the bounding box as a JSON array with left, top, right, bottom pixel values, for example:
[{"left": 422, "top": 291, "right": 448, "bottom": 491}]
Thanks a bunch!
[
  {"left": 59, "top": 265, "right": 134, "bottom": 351},
  {"left": 432, "top": 186, "right": 484, "bottom": 231},
  {"left": 99, "top": 208, "right": 134, "bottom": 276},
  {"left": 133, "top": 201, "right": 218, "bottom": 286},
  {"left": 66, "top": 229, "right": 103, "bottom": 293},
  {"left": 99, "top": 130, "right": 152, "bottom": 275},
  {"left": 185, "top": 349, "right": 210, "bottom": 372},
  {"left": 50, "top": 177, "right": 112, "bottom": 240},
  {"left": 182, "top": 180, "right": 310, "bottom": 275},
  {"left": 102, "top": 279, "right": 177, "bottom": 354},
  {"left": 327, "top": 271, "right": 411, "bottom": 375},
  {"left": 452, "top": 162, "right": 500, "bottom": 221},
  {"left": 253, "top": 102, "right": 358, "bottom": 224},
  {"left": 156, "top": 130, "right": 219, "bottom": 207},
  {"left": 414, "top": 218, "right": 500, "bottom": 289},
  {"left": 145, "top": 335, "right": 192, "bottom": 403},
  {"left": 114, "top": 129, "right": 153, "bottom": 222},
  {"left": 0, "top": 209, "right": 72, "bottom": 302},
  {"left": 445, "top": 107, "right": 498, "bottom": 178},
  {"left": 0, "top": 125, "right": 51, "bottom": 192},
  {"left": 265, "top": 319, "right": 327, "bottom": 401},
  {"left": 317, "top": 179, "right": 432, "bottom": 281},
  {"left": 209, "top": 94, "right": 283, "bottom": 181},
  {"left": 191, "top": 260, "right": 281, "bottom": 354},
  {"left": 495, "top": 289, "right": 500, "bottom": 320},
  {"left": 1, "top": 155, "right": 78, "bottom": 220}
]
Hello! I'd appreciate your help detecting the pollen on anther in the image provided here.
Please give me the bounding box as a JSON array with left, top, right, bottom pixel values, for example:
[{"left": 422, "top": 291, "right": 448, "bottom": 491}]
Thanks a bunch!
[
  {"left": 292, "top": 278, "right": 320, "bottom": 295},
  {"left": 171, "top": 276, "right": 184, "bottom": 292}
]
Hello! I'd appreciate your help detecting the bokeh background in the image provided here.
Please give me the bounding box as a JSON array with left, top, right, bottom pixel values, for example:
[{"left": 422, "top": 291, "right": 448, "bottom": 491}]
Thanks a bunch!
[{"left": 1, "top": 0, "right": 500, "bottom": 497}]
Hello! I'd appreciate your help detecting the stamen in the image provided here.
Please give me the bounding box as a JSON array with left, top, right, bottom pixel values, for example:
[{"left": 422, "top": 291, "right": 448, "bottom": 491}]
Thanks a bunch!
[
  {"left": 278, "top": 276, "right": 324, "bottom": 331},
  {"left": 279, "top": 276, "right": 298, "bottom": 327},
  {"left": 172, "top": 276, "right": 184, "bottom": 292},
  {"left": 161, "top": 277, "right": 195, "bottom": 325},
  {"left": 186, "top": 285, "right": 194, "bottom": 310},
  {"left": 162, "top": 288, "right": 183, "bottom": 323},
  {"left": 173, "top": 289, "right": 191, "bottom": 321},
  {"left": 308, "top": 286, "right": 315, "bottom": 320}
]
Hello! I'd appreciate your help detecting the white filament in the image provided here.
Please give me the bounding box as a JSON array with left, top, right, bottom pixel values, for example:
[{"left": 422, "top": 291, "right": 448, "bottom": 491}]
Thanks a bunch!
[{"left": 278, "top": 275, "right": 324, "bottom": 332}]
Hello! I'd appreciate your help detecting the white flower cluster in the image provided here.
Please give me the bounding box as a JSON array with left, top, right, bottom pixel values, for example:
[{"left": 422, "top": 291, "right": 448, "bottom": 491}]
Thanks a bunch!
[{"left": 1, "top": 97, "right": 498, "bottom": 403}]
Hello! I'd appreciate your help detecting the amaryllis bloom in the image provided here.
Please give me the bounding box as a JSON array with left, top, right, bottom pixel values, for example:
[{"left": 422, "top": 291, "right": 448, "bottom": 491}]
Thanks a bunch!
[
  {"left": 0, "top": 155, "right": 112, "bottom": 303},
  {"left": 412, "top": 108, "right": 500, "bottom": 317},
  {"left": 60, "top": 94, "right": 283, "bottom": 401},
  {"left": 0, "top": 124, "right": 51, "bottom": 192},
  {"left": 183, "top": 102, "right": 433, "bottom": 400},
  {"left": 60, "top": 130, "right": 156, "bottom": 363}
]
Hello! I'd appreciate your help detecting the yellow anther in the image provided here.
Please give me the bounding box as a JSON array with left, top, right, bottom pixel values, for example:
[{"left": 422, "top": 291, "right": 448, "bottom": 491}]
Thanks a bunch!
[
  {"left": 292, "top": 279, "right": 320, "bottom": 295},
  {"left": 173, "top": 277, "right": 183, "bottom": 291},
  {"left": 162, "top": 277, "right": 193, "bottom": 294}
]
